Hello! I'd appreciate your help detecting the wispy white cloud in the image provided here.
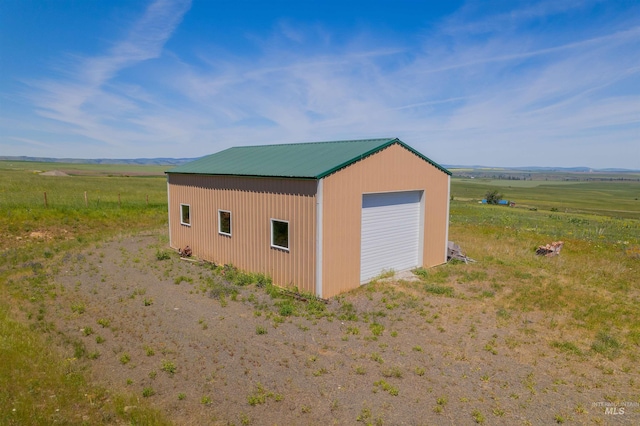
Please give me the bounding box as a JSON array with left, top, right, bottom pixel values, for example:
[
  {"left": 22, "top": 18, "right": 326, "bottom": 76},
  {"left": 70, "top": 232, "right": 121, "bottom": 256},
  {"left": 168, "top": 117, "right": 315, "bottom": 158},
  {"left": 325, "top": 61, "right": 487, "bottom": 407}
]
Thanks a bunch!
[
  {"left": 25, "top": 0, "right": 192, "bottom": 150},
  {"left": 14, "top": 0, "right": 640, "bottom": 167}
]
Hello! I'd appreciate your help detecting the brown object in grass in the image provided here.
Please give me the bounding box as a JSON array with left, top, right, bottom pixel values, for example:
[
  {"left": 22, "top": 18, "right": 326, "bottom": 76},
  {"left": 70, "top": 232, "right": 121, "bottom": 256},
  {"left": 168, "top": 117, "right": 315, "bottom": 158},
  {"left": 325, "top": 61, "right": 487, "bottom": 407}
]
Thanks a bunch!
[
  {"left": 535, "top": 241, "right": 564, "bottom": 256},
  {"left": 178, "top": 245, "right": 192, "bottom": 257}
]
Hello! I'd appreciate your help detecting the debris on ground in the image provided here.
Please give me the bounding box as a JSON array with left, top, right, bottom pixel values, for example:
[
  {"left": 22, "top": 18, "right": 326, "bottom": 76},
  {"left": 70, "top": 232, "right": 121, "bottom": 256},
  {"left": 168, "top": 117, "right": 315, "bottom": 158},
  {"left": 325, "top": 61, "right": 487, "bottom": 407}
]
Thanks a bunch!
[
  {"left": 535, "top": 241, "right": 564, "bottom": 257},
  {"left": 178, "top": 245, "right": 192, "bottom": 257},
  {"left": 447, "top": 241, "right": 476, "bottom": 263}
]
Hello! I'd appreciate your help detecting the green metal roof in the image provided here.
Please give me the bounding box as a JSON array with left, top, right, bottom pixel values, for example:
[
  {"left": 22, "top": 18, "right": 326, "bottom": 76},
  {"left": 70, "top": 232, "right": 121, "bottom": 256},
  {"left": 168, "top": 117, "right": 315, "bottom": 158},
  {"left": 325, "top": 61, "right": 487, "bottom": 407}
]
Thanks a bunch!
[{"left": 166, "top": 138, "right": 451, "bottom": 178}]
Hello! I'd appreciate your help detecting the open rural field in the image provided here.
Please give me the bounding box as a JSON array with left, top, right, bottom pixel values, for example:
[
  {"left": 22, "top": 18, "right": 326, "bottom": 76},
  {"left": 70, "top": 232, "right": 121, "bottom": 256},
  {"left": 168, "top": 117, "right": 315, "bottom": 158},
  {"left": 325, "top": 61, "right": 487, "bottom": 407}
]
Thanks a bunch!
[
  {"left": 0, "top": 159, "right": 168, "bottom": 177},
  {"left": 1, "top": 163, "right": 639, "bottom": 425}
]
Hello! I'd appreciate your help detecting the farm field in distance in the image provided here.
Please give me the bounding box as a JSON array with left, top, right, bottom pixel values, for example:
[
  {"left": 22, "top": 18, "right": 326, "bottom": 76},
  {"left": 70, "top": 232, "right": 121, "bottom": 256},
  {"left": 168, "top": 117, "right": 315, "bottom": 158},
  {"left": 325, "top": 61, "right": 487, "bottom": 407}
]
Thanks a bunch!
[{"left": 0, "top": 160, "right": 638, "bottom": 425}]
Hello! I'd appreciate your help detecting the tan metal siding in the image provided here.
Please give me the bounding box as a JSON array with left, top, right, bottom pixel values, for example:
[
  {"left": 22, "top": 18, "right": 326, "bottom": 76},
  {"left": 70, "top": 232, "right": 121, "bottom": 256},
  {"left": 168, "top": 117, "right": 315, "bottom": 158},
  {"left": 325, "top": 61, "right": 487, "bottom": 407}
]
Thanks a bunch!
[
  {"left": 321, "top": 143, "right": 449, "bottom": 298},
  {"left": 167, "top": 175, "right": 317, "bottom": 294}
]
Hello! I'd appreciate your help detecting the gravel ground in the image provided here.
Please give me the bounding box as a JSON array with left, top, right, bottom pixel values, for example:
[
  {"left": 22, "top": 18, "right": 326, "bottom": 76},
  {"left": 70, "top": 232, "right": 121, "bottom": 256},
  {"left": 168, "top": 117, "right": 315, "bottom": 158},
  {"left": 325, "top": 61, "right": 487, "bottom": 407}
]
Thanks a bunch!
[{"left": 46, "top": 232, "right": 639, "bottom": 425}]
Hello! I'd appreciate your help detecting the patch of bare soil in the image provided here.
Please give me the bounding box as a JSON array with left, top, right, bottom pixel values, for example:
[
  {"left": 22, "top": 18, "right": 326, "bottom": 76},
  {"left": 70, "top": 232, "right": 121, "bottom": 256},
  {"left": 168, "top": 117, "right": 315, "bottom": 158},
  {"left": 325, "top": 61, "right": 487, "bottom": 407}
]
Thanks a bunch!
[
  {"left": 48, "top": 232, "right": 639, "bottom": 425},
  {"left": 39, "top": 170, "right": 70, "bottom": 176}
]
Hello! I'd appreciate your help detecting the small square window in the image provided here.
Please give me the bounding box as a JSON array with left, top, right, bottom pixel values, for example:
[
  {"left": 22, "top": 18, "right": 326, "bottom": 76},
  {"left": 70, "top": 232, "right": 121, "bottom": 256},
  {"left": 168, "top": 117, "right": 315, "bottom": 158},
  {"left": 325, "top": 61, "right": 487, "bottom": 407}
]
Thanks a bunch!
[
  {"left": 218, "top": 210, "right": 231, "bottom": 236},
  {"left": 180, "top": 204, "right": 190, "bottom": 226},
  {"left": 271, "top": 219, "right": 289, "bottom": 250}
]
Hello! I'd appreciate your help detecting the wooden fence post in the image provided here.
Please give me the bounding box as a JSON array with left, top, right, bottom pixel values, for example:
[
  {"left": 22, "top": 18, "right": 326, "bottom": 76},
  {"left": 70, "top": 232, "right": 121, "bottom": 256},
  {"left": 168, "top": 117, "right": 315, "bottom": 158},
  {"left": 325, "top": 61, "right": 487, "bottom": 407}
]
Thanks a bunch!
[
  {"left": 84, "top": 191, "right": 88, "bottom": 207},
  {"left": 118, "top": 193, "right": 121, "bottom": 207},
  {"left": 44, "top": 192, "right": 48, "bottom": 208},
  {"left": 146, "top": 194, "right": 149, "bottom": 206}
]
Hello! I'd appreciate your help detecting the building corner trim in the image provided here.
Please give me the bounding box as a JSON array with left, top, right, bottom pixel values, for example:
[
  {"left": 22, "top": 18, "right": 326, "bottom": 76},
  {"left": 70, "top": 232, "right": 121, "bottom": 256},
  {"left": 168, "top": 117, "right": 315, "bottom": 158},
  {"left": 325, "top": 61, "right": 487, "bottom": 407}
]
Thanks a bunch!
[
  {"left": 315, "top": 179, "right": 323, "bottom": 298},
  {"left": 444, "top": 175, "right": 451, "bottom": 263}
]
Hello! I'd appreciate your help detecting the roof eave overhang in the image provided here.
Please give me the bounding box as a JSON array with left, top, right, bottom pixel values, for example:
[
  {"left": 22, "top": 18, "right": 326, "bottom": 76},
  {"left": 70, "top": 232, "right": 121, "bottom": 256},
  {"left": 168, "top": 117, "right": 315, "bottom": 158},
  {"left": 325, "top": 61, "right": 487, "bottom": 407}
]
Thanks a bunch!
[{"left": 165, "top": 171, "right": 319, "bottom": 180}]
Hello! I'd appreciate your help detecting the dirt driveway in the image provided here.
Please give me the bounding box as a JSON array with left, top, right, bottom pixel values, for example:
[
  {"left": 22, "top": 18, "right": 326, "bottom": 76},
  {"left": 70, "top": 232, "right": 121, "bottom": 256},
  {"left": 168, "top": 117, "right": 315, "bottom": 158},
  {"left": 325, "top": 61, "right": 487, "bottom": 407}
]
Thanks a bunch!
[{"left": 48, "top": 231, "right": 638, "bottom": 425}]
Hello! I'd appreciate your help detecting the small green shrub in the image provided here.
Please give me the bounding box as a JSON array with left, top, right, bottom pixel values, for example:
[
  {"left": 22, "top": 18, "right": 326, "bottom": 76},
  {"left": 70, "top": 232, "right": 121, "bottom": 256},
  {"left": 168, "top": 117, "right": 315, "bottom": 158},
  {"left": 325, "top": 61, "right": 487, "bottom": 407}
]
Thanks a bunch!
[
  {"left": 97, "top": 318, "right": 110, "bottom": 328},
  {"left": 155, "top": 249, "right": 171, "bottom": 260},
  {"left": 381, "top": 366, "right": 403, "bottom": 378},
  {"left": 591, "top": 331, "right": 622, "bottom": 359},
  {"left": 472, "top": 409, "right": 485, "bottom": 423},
  {"left": 71, "top": 303, "right": 85, "bottom": 314},
  {"left": 424, "top": 284, "right": 455, "bottom": 297},
  {"left": 119, "top": 353, "right": 131, "bottom": 365},
  {"left": 278, "top": 300, "right": 296, "bottom": 317},
  {"left": 373, "top": 379, "right": 398, "bottom": 396},
  {"left": 551, "top": 341, "right": 582, "bottom": 356},
  {"left": 369, "top": 323, "right": 384, "bottom": 337},
  {"left": 161, "top": 359, "right": 176, "bottom": 375},
  {"left": 370, "top": 352, "right": 384, "bottom": 364},
  {"left": 354, "top": 365, "right": 366, "bottom": 375},
  {"left": 174, "top": 275, "right": 193, "bottom": 285}
]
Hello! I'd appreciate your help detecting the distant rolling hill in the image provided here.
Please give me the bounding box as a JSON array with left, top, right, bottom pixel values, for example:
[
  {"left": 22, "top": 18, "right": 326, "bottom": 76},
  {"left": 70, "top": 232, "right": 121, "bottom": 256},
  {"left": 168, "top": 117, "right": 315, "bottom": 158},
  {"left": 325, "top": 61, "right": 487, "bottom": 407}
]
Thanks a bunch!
[
  {"left": 2, "top": 156, "right": 637, "bottom": 172},
  {"left": 443, "top": 165, "right": 639, "bottom": 173},
  {"left": 0, "top": 156, "right": 196, "bottom": 166}
]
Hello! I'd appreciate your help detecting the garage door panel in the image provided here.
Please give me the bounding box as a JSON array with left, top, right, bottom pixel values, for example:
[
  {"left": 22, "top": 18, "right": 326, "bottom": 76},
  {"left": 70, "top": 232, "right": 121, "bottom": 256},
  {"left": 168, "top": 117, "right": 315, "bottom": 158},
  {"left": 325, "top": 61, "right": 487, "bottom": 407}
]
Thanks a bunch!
[{"left": 360, "top": 191, "right": 422, "bottom": 282}]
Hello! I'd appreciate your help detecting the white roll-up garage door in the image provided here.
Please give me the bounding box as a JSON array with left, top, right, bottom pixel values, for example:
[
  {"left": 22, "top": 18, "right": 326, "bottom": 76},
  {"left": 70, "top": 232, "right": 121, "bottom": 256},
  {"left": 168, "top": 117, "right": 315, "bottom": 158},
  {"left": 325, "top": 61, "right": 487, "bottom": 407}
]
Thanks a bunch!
[{"left": 360, "top": 191, "right": 422, "bottom": 283}]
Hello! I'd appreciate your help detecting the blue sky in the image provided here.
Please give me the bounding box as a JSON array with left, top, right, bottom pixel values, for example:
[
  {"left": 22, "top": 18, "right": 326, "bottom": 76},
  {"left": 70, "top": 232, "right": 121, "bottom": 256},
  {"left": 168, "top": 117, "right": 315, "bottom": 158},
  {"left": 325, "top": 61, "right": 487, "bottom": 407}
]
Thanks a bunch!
[{"left": 1, "top": 0, "right": 638, "bottom": 168}]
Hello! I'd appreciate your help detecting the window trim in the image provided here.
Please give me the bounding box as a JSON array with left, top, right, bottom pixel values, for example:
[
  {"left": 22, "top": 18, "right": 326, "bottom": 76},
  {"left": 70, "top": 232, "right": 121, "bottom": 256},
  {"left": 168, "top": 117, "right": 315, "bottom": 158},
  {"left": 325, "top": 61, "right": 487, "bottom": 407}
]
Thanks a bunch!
[
  {"left": 218, "top": 209, "right": 232, "bottom": 236},
  {"left": 180, "top": 203, "right": 191, "bottom": 226},
  {"left": 270, "top": 218, "right": 289, "bottom": 251}
]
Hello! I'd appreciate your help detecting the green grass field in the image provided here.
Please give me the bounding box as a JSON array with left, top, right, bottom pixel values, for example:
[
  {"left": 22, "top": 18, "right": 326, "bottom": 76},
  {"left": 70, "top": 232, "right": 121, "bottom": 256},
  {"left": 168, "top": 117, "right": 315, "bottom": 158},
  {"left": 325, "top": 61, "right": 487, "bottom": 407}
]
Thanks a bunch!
[
  {"left": 453, "top": 178, "right": 640, "bottom": 219},
  {"left": 0, "top": 162, "right": 638, "bottom": 424},
  {"left": 0, "top": 162, "right": 171, "bottom": 424},
  {"left": 0, "top": 160, "right": 168, "bottom": 176}
]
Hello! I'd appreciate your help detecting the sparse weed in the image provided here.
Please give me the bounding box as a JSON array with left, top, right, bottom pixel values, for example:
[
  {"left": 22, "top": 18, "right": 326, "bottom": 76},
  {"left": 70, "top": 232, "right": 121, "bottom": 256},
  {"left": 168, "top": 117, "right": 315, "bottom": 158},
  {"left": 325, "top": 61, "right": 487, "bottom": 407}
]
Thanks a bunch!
[
  {"left": 370, "top": 352, "right": 384, "bottom": 364},
  {"left": 346, "top": 325, "right": 360, "bottom": 335},
  {"left": 472, "top": 409, "right": 485, "bottom": 423},
  {"left": 155, "top": 249, "right": 171, "bottom": 260},
  {"left": 424, "top": 283, "right": 455, "bottom": 297},
  {"left": 381, "top": 366, "right": 403, "bottom": 378},
  {"left": 591, "top": 330, "right": 622, "bottom": 359},
  {"left": 174, "top": 275, "right": 193, "bottom": 285},
  {"left": 373, "top": 379, "right": 398, "bottom": 396},
  {"left": 71, "top": 302, "right": 85, "bottom": 314},
  {"left": 247, "top": 382, "right": 280, "bottom": 406},
  {"left": 369, "top": 322, "right": 385, "bottom": 337},
  {"left": 96, "top": 318, "right": 110, "bottom": 328},
  {"left": 161, "top": 359, "right": 176, "bottom": 375}
]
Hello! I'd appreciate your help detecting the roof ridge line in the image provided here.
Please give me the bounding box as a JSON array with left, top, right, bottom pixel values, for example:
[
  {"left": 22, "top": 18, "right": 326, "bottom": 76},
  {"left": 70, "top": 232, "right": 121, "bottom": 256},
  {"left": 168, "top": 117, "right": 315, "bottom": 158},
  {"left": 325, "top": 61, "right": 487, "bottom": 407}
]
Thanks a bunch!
[{"left": 233, "top": 138, "right": 396, "bottom": 149}]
